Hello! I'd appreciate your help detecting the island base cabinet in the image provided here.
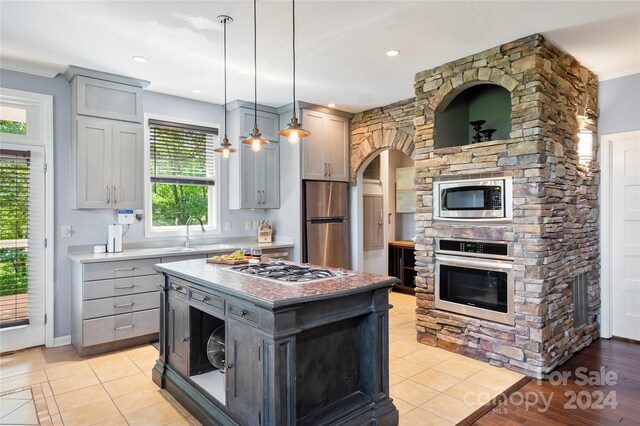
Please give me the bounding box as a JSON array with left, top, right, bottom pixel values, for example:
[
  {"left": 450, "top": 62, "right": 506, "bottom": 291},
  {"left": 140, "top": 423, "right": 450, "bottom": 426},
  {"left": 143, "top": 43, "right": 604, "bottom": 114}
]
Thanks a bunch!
[
  {"left": 154, "top": 272, "right": 398, "bottom": 426},
  {"left": 167, "top": 294, "right": 190, "bottom": 377},
  {"left": 226, "top": 319, "right": 263, "bottom": 426}
]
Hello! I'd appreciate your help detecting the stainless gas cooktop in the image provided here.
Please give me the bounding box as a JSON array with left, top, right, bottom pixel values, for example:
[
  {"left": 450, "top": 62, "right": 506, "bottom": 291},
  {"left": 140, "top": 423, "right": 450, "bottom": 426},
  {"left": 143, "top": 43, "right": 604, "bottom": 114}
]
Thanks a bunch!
[{"left": 227, "top": 262, "right": 349, "bottom": 283}]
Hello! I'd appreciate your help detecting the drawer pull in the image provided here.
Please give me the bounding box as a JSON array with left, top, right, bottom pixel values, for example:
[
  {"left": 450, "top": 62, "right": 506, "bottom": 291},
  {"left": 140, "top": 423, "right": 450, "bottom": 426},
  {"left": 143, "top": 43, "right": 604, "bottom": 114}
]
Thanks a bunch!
[
  {"left": 114, "top": 267, "right": 135, "bottom": 272},
  {"left": 115, "top": 325, "right": 134, "bottom": 330},
  {"left": 240, "top": 309, "right": 247, "bottom": 317},
  {"left": 174, "top": 285, "right": 183, "bottom": 291},
  {"left": 202, "top": 296, "right": 209, "bottom": 302},
  {"left": 114, "top": 302, "right": 135, "bottom": 308},
  {"left": 182, "top": 337, "right": 190, "bottom": 342},
  {"left": 114, "top": 285, "right": 135, "bottom": 290}
]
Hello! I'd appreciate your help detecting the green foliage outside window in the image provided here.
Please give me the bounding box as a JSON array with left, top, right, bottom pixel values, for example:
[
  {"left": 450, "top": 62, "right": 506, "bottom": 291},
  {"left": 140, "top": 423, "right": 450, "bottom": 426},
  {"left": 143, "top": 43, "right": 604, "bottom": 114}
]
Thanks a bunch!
[
  {"left": 0, "top": 120, "right": 27, "bottom": 135},
  {"left": 152, "top": 183, "right": 209, "bottom": 226},
  {"left": 0, "top": 158, "right": 29, "bottom": 297}
]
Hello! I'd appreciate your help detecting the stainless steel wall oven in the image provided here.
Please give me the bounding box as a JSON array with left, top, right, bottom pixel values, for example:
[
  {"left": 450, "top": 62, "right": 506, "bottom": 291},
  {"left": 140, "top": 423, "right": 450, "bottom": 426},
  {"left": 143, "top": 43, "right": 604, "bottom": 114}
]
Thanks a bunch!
[{"left": 435, "top": 239, "right": 514, "bottom": 325}]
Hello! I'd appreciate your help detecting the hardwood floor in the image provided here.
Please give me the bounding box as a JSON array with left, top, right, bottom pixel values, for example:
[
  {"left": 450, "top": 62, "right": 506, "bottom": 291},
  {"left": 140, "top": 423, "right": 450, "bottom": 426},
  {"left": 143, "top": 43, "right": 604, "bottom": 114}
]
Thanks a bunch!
[{"left": 473, "top": 338, "right": 640, "bottom": 425}]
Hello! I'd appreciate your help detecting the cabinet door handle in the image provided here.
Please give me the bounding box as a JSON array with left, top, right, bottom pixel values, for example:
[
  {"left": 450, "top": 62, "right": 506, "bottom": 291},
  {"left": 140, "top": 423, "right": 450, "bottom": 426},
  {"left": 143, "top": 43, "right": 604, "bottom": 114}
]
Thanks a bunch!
[
  {"left": 182, "top": 337, "right": 190, "bottom": 342},
  {"left": 114, "top": 267, "right": 135, "bottom": 272},
  {"left": 114, "top": 285, "right": 135, "bottom": 289},
  {"left": 329, "top": 163, "right": 332, "bottom": 176},
  {"left": 106, "top": 185, "right": 111, "bottom": 204},
  {"left": 379, "top": 209, "right": 384, "bottom": 225},
  {"left": 113, "top": 185, "right": 119, "bottom": 204},
  {"left": 115, "top": 325, "right": 134, "bottom": 330},
  {"left": 261, "top": 190, "right": 266, "bottom": 205},
  {"left": 324, "top": 163, "right": 328, "bottom": 176},
  {"left": 114, "top": 302, "right": 135, "bottom": 308}
]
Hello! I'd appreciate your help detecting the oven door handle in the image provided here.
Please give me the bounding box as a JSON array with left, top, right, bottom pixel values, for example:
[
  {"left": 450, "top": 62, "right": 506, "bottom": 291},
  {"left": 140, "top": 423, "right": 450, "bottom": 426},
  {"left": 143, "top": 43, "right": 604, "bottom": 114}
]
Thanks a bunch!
[{"left": 435, "top": 254, "right": 513, "bottom": 271}]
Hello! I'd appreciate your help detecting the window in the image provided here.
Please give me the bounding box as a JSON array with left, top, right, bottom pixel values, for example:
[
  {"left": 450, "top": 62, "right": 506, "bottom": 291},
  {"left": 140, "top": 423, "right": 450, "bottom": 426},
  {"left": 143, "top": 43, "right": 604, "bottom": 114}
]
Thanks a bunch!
[
  {"left": 145, "top": 117, "right": 220, "bottom": 236},
  {"left": 0, "top": 105, "right": 27, "bottom": 135}
]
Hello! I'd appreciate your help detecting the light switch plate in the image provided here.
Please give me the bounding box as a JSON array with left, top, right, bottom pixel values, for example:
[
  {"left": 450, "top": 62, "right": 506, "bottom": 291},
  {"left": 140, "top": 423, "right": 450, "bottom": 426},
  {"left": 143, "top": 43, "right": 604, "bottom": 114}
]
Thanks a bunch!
[
  {"left": 253, "top": 220, "right": 260, "bottom": 230},
  {"left": 244, "top": 221, "right": 252, "bottom": 231},
  {"left": 61, "top": 225, "right": 73, "bottom": 238},
  {"left": 223, "top": 221, "right": 232, "bottom": 232}
]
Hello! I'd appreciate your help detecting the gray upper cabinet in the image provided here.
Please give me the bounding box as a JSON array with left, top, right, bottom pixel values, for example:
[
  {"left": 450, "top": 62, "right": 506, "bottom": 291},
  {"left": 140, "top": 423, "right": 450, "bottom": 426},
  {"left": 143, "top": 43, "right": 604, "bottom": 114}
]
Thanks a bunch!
[
  {"left": 302, "top": 109, "right": 350, "bottom": 182},
  {"left": 238, "top": 107, "right": 279, "bottom": 142},
  {"left": 228, "top": 103, "right": 281, "bottom": 210},
  {"left": 74, "top": 117, "right": 142, "bottom": 209},
  {"left": 75, "top": 76, "right": 143, "bottom": 123},
  {"left": 66, "top": 67, "right": 148, "bottom": 210}
]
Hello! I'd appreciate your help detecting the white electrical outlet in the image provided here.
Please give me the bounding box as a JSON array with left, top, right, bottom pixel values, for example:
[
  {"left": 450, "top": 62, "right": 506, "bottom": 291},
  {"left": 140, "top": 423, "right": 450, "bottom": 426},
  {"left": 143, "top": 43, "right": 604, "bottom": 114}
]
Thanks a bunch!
[
  {"left": 245, "top": 221, "right": 252, "bottom": 231},
  {"left": 224, "top": 221, "right": 232, "bottom": 232},
  {"left": 61, "top": 225, "right": 73, "bottom": 238},
  {"left": 253, "top": 220, "right": 260, "bottom": 230}
]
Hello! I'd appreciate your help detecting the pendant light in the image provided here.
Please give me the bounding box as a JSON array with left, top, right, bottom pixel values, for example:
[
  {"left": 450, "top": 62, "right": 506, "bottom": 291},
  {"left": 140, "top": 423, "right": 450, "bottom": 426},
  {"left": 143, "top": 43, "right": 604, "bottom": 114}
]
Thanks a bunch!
[
  {"left": 242, "top": 0, "right": 269, "bottom": 152},
  {"left": 214, "top": 15, "right": 237, "bottom": 158},
  {"left": 279, "top": 0, "right": 310, "bottom": 144}
]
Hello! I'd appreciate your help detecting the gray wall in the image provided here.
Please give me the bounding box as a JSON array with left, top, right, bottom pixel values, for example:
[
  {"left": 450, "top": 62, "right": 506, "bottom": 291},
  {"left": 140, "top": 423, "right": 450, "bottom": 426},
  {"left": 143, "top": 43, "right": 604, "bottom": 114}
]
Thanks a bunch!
[
  {"left": 0, "top": 69, "right": 267, "bottom": 337},
  {"left": 598, "top": 73, "right": 640, "bottom": 135}
]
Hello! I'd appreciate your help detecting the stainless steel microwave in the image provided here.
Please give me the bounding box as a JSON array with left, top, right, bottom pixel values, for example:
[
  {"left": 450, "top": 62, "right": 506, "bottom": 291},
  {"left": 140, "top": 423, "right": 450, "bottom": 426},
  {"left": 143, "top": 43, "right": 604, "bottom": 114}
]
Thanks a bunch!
[{"left": 433, "top": 175, "right": 512, "bottom": 220}]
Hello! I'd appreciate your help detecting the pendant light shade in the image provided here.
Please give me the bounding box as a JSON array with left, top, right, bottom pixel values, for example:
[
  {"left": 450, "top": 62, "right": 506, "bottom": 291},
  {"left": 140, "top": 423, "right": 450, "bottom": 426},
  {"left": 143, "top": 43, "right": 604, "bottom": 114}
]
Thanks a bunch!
[
  {"left": 243, "top": 0, "right": 269, "bottom": 152},
  {"left": 214, "top": 15, "right": 237, "bottom": 158},
  {"left": 279, "top": 0, "right": 310, "bottom": 144}
]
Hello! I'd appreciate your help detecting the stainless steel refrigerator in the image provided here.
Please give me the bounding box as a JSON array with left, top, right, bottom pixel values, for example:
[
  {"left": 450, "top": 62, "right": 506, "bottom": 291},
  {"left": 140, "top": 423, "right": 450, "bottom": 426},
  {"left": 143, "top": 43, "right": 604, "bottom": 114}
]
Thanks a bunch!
[{"left": 303, "top": 181, "right": 350, "bottom": 269}]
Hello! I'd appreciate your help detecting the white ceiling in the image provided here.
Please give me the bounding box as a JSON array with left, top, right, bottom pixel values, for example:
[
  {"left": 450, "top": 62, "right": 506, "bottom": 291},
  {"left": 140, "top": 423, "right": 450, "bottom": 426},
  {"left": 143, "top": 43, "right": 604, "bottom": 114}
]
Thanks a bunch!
[{"left": 1, "top": 1, "right": 639, "bottom": 113}]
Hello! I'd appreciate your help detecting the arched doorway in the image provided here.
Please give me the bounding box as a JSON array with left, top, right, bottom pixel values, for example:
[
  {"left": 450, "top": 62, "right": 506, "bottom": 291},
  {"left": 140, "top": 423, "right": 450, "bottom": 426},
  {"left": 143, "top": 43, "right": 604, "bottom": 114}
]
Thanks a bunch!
[{"left": 350, "top": 147, "right": 415, "bottom": 274}]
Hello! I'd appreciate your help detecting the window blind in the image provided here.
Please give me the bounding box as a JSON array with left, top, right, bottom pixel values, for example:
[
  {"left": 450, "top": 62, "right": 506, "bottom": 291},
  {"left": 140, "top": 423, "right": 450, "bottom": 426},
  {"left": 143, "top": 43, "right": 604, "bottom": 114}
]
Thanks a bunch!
[
  {"left": 0, "top": 149, "right": 30, "bottom": 328},
  {"left": 149, "top": 119, "right": 217, "bottom": 186}
]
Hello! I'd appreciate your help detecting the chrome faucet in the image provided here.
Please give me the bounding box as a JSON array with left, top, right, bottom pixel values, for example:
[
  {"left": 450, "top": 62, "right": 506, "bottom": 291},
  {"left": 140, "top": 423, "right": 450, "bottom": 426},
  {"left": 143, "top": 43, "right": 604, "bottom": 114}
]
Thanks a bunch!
[{"left": 185, "top": 217, "right": 205, "bottom": 248}]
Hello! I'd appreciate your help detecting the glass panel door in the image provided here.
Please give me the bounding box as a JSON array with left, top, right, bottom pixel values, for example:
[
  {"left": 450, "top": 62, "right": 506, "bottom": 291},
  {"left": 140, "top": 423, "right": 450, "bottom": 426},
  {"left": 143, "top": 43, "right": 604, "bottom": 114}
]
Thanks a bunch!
[{"left": 0, "top": 143, "right": 46, "bottom": 350}]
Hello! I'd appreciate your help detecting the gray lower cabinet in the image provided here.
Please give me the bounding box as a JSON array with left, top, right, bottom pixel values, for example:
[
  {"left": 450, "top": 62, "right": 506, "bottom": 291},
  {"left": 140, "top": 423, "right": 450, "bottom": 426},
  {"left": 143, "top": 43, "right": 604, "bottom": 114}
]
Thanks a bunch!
[
  {"left": 71, "top": 257, "right": 163, "bottom": 356},
  {"left": 226, "top": 318, "right": 263, "bottom": 425},
  {"left": 167, "top": 292, "right": 190, "bottom": 377}
]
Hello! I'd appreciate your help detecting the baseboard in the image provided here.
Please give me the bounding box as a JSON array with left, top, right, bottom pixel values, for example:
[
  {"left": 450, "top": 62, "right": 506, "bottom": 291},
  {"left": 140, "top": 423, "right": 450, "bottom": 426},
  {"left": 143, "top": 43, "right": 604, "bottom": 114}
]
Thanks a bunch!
[{"left": 52, "top": 335, "right": 71, "bottom": 347}]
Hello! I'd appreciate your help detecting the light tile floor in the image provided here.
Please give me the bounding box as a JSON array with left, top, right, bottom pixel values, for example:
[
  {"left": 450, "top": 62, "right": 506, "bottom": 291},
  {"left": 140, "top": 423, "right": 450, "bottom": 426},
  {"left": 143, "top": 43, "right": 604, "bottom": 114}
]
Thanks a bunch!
[
  {"left": 388, "top": 292, "right": 524, "bottom": 425},
  {"left": 0, "top": 291, "right": 524, "bottom": 425}
]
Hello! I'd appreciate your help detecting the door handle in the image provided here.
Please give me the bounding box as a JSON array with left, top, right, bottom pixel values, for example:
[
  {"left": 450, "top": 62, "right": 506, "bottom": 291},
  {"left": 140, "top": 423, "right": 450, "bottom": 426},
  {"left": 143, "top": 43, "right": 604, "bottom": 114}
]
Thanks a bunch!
[
  {"left": 106, "top": 185, "right": 111, "bottom": 204},
  {"left": 388, "top": 213, "right": 392, "bottom": 224},
  {"left": 113, "top": 185, "right": 119, "bottom": 204}
]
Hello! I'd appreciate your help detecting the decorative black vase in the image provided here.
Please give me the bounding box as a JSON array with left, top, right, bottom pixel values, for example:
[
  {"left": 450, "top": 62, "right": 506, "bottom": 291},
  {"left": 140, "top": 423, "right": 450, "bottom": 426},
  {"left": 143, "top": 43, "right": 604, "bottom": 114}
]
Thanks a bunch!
[
  {"left": 469, "top": 120, "right": 486, "bottom": 143},
  {"left": 481, "top": 129, "right": 496, "bottom": 141}
]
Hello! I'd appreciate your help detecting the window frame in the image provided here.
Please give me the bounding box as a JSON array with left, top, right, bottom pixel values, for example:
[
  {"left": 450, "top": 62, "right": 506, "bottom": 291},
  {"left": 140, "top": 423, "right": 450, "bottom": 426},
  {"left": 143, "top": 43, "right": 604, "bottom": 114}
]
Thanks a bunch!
[{"left": 144, "top": 113, "right": 221, "bottom": 238}]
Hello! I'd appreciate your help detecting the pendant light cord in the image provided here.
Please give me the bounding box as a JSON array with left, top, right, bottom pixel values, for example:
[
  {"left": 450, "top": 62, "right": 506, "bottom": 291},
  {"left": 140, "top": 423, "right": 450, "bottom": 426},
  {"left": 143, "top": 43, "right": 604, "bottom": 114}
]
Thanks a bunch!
[
  {"left": 223, "top": 17, "right": 228, "bottom": 140},
  {"left": 253, "top": 0, "right": 258, "bottom": 130},
  {"left": 292, "top": 0, "right": 296, "bottom": 106}
]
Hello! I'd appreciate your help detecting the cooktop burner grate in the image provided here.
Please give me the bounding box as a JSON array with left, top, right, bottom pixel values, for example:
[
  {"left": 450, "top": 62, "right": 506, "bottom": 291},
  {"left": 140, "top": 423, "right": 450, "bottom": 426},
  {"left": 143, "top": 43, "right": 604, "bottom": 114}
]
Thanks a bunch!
[{"left": 227, "top": 262, "right": 342, "bottom": 283}]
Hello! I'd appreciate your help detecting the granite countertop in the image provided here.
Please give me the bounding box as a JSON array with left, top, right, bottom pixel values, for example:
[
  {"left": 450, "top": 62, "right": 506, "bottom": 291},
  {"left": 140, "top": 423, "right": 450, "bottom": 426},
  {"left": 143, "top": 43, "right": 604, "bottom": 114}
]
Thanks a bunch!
[
  {"left": 154, "top": 259, "right": 399, "bottom": 309},
  {"left": 68, "top": 241, "right": 294, "bottom": 264}
]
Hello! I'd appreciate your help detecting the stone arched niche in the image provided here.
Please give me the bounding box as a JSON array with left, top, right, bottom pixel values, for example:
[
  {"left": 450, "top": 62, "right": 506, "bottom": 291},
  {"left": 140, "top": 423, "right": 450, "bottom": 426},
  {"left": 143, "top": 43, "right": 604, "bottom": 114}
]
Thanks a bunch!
[
  {"left": 435, "top": 82, "right": 512, "bottom": 149},
  {"left": 351, "top": 128, "right": 415, "bottom": 181}
]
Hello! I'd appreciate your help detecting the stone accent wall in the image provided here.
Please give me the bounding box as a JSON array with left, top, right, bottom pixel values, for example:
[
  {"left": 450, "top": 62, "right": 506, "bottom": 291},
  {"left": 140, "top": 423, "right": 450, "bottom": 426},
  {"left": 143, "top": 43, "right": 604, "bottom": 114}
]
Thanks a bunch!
[
  {"left": 412, "top": 34, "right": 600, "bottom": 378},
  {"left": 350, "top": 98, "right": 416, "bottom": 179}
]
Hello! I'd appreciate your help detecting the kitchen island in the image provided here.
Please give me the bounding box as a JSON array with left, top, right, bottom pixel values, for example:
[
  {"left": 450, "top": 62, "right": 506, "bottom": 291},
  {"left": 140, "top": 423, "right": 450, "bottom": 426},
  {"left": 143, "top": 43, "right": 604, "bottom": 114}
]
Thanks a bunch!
[{"left": 152, "top": 259, "right": 399, "bottom": 426}]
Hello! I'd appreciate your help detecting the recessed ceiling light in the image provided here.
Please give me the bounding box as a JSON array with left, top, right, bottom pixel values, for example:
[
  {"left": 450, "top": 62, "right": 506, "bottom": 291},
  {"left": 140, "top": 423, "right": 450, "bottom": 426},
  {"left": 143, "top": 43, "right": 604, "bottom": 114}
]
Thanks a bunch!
[
  {"left": 132, "top": 56, "right": 147, "bottom": 63},
  {"left": 328, "top": 103, "right": 336, "bottom": 108},
  {"left": 386, "top": 50, "right": 400, "bottom": 57},
  {"left": 192, "top": 89, "right": 202, "bottom": 94}
]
